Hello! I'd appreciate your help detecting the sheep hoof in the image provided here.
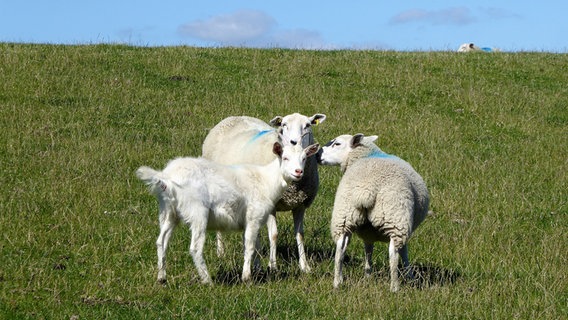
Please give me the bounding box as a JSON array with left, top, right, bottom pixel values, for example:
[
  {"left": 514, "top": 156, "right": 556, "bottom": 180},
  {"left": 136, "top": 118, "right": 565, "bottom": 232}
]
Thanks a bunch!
[
  {"left": 242, "top": 274, "right": 252, "bottom": 283},
  {"left": 390, "top": 284, "right": 400, "bottom": 292},
  {"left": 300, "top": 263, "right": 312, "bottom": 273},
  {"left": 333, "top": 278, "right": 342, "bottom": 289},
  {"left": 157, "top": 278, "right": 167, "bottom": 286}
]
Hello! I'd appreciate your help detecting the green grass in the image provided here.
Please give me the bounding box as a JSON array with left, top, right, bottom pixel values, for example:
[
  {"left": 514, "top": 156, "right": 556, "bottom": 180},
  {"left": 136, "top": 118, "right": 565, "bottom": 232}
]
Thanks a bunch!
[{"left": 1, "top": 43, "right": 566, "bottom": 319}]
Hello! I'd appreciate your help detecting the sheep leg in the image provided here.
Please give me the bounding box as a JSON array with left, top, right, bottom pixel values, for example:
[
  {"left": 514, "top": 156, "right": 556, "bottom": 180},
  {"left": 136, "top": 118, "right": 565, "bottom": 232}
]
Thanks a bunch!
[
  {"left": 254, "top": 235, "right": 261, "bottom": 271},
  {"left": 243, "top": 231, "right": 262, "bottom": 272},
  {"left": 215, "top": 231, "right": 225, "bottom": 257},
  {"left": 388, "top": 238, "right": 401, "bottom": 292},
  {"left": 399, "top": 244, "right": 415, "bottom": 280},
  {"left": 364, "top": 242, "right": 374, "bottom": 277},
  {"left": 242, "top": 222, "right": 262, "bottom": 282},
  {"left": 266, "top": 211, "right": 278, "bottom": 271},
  {"left": 189, "top": 218, "right": 211, "bottom": 285},
  {"left": 156, "top": 209, "right": 178, "bottom": 284},
  {"left": 292, "top": 207, "right": 311, "bottom": 273},
  {"left": 333, "top": 232, "right": 351, "bottom": 289}
]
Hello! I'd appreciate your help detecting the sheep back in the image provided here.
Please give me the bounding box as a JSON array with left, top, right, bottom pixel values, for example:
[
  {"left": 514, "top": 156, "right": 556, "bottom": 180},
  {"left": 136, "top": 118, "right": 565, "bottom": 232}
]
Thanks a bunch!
[{"left": 202, "top": 116, "right": 279, "bottom": 166}]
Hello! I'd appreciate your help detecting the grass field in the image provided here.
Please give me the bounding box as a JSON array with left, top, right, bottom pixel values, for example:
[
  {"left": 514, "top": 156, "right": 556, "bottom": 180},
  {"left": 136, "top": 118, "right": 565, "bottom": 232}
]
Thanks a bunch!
[{"left": 0, "top": 43, "right": 566, "bottom": 319}]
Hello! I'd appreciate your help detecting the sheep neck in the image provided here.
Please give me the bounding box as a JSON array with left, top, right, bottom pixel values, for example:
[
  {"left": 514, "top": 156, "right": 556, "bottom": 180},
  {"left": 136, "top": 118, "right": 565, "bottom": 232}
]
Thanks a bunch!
[
  {"left": 257, "top": 157, "right": 289, "bottom": 203},
  {"left": 342, "top": 144, "right": 386, "bottom": 173}
]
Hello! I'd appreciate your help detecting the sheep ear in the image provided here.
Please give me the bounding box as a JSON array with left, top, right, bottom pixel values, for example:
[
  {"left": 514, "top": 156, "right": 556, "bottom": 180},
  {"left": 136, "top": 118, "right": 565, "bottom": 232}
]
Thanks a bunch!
[
  {"left": 364, "top": 135, "right": 378, "bottom": 143},
  {"left": 272, "top": 142, "right": 283, "bottom": 157},
  {"left": 304, "top": 144, "right": 320, "bottom": 158},
  {"left": 310, "top": 114, "right": 326, "bottom": 126},
  {"left": 323, "top": 139, "right": 334, "bottom": 147},
  {"left": 269, "top": 116, "right": 283, "bottom": 127},
  {"left": 351, "top": 134, "right": 365, "bottom": 148}
]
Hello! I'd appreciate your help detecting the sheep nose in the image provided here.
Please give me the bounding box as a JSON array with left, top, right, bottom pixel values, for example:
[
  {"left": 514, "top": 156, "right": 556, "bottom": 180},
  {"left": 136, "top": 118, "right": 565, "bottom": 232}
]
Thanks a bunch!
[
  {"left": 290, "top": 140, "right": 297, "bottom": 146},
  {"left": 295, "top": 169, "right": 303, "bottom": 175}
]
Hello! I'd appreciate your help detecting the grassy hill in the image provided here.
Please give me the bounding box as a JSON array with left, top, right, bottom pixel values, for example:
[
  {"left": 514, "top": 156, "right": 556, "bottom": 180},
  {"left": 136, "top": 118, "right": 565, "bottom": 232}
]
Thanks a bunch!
[{"left": 1, "top": 43, "right": 566, "bottom": 319}]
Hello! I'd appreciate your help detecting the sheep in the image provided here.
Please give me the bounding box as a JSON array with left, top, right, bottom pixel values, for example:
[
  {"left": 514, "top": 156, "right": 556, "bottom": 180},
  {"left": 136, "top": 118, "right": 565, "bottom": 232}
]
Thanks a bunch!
[
  {"left": 458, "top": 43, "right": 497, "bottom": 52},
  {"left": 202, "top": 113, "right": 326, "bottom": 273},
  {"left": 318, "top": 133, "right": 429, "bottom": 292},
  {"left": 457, "top": 43, "right": 482, "bottom": 52},
  {"left": 136, "top": 141, "right": 320, "bottom": 284}
]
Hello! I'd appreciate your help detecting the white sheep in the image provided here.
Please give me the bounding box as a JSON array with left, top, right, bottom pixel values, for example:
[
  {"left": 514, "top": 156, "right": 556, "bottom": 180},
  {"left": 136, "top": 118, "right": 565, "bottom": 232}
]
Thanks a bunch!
[
  {"left": 457, "top": 43, "right": 482, "bottom": 52},
  {"left": 457, "top": 43, "right": 496, "bottom": 52},
  {"left": 202, "top": 113, "right": 326, "bottom": 273},
  {"left": 318, "top": 134, "right": 429, "bottom": 292},
  {"left": 136, "top": 142, "right": 320, "bottom": 284}
]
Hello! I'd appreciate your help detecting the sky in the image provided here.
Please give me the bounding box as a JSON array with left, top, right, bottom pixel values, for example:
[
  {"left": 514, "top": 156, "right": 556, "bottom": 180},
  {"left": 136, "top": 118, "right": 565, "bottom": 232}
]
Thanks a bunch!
[{"left": 1, "top": 1, "right": 566, "bottom": 52}]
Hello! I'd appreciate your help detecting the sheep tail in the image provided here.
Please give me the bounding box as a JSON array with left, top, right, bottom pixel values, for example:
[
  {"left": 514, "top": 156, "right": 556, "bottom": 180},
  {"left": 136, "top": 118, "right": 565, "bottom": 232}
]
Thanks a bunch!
[{"left": 136, "top": 166, "right": 173, "bottom": 197}]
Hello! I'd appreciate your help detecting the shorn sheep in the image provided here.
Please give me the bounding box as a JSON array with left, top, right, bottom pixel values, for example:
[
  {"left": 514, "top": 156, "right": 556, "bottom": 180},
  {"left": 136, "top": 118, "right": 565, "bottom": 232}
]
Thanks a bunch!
[
  {"left": 136, "top": 142, "right": 320, "bottom": 284},
  {"left": 318, "top": 134, "right": 429, "bottom": 292},
  {"left": 202, "top": 113, "right": 326, "bottom": 273}
]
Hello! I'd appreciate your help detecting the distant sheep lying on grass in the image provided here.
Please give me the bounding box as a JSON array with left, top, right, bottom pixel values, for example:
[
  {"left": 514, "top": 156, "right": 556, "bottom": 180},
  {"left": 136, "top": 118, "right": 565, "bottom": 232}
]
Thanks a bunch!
[
  {"left": 318, "top": 134, "right": 429, "bottom": 292},
  {"left": 457, "top": 43, "right": 496, "bottom": 52},
  {"left": 137, "top": 142, "right": 320, "bottom": 284},
  {"left": 202, "top": 113, "right": 326, "bottom": 273}
]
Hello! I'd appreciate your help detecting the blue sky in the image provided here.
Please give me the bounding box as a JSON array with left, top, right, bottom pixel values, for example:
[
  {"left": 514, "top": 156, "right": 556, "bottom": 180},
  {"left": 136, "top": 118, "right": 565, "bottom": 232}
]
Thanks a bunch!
[{"left": 1, "top": 1, "right": 566, "bottom": 52}]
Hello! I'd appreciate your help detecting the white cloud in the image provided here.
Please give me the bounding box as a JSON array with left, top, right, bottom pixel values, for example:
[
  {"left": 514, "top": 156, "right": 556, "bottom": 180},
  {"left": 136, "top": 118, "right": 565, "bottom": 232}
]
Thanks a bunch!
[
  {"left": 269, "top": 29, "right": 330, "bottom": 49},
  {"left": 479, "top": 7, "right": 521, "bottom": 20},
  {"left": 390, "top": 7, "right": 476, "bottom": 26},
  {"left": 177, "top": 10, "right": 330, "bottom": 49},
  {"left": 178, "top": 10, "right": 276, "bottom": 44}
]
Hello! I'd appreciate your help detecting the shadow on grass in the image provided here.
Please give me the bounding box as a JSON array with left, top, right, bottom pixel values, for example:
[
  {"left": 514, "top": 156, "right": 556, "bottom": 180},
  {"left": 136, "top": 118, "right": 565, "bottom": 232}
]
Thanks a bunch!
[
  {"left": 213, "top": 266, "right": 292, "bottom": 286},
  {"left": 212, "top": 244, "right": 460, "bottom": 288},
  {"left": 212, "top": 244, "right": 321, "bottom": 285},
  {"left": 310, "top": 246, "right": 461, "bottom": 289},
  {"left": 369, "top": 262, "right": 461, "bottom": 289},
  {"left": 409, "top": 263, "right": 461, "bottom": 288}
]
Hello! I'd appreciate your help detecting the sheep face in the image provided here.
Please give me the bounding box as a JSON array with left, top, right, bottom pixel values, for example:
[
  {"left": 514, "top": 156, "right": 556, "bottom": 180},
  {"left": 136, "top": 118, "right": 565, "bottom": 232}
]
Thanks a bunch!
[
  {"left": 318, "top": 134, "right": 378, "bottom": 166},
  {"left": 279, "top": 143, "right": 320, "bottom": 182},
  {"left": 270, "top": 113, "right": 326, "bottom": 147},
  {"left": 458, "top": 43, "right": 481, "bottom": 52}
]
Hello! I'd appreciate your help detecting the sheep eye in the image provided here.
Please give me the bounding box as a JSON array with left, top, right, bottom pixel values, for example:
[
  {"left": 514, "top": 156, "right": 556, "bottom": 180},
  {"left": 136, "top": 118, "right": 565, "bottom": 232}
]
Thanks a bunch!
[
  {"left": 283, "top": 157, "right": 289, "bottom": 161},
  {"left": 305, "top": 123, "right": 311, "bottom": 129},
  {"left": 334, "top": 142, "right": 341, "bottom": 147}
]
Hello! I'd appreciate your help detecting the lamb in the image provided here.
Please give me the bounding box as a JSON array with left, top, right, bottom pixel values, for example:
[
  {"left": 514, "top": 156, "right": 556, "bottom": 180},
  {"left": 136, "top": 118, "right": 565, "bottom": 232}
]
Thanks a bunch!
[
  {"left": 136, "top": 142, "right": 320, "bottom": 284},
  {"left": 318, "top": 133, "right": 429, "bottom": 292},
  {"left": 202, "top": 113, "right": 326, "bottom": 273}
]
